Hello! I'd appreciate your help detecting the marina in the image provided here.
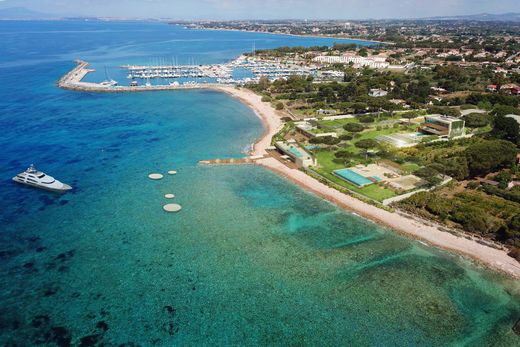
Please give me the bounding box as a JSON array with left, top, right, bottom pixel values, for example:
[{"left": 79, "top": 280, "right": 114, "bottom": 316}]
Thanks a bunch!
[{"left": 58, "top": 58, "right": 316, "bottom": 92}]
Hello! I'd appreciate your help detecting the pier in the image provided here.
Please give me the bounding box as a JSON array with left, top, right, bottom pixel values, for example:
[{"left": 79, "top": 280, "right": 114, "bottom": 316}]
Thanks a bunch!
[{"left": 198, "top": 156, "right": 264, "bottom": 166}]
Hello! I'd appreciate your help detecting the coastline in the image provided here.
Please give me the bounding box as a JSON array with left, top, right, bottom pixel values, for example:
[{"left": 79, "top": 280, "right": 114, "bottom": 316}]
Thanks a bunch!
[
  {"left": 213, "top": 85, "right": 520, "bottom": 279},
  {"left": 181, "top": 25, "right": 391, "bottom": 45}
]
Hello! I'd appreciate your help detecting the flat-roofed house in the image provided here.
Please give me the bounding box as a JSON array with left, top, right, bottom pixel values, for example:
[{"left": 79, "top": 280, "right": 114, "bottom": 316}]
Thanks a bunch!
[
  {"left": 275, "top": 141, "right": 316, "bottom": 168},
  {"left": 369, "top": 89, "right": 388, "bottom": 97},
  {"left": 419, "top": 115, "right": 465, "bottom": 139}
]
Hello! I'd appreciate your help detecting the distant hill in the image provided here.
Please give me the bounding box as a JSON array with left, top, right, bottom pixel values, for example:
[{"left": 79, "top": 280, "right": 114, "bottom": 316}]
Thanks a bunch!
[
  {"left": 0, "top": 7, "right": 57, "bottom": 20},
  {"left": 424, "top": 12, "right": 520, "bottom": 22}
]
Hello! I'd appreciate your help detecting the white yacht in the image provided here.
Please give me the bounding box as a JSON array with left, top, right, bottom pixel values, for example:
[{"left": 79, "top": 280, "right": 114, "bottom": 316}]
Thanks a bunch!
[
  {"left": 12, "top": 165, "right": 72, "bottom": 193},
  {"left": 100, "top": 79, "right": 118, "bottom": 87}
]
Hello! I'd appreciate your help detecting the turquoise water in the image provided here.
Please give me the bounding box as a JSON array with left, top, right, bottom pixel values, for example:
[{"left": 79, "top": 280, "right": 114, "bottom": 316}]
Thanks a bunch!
[
  {"left": 288, "top": 146, "right": 304, "bottom": 158},
  {"left": 0, "top": 20, "right": 519, "bottom": 346},
  {"left": 334, "top": 168, "right": 374, "bottom": 187}
]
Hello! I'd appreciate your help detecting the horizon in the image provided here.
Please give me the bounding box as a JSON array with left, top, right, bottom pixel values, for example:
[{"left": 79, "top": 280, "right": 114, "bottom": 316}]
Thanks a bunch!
[{"left": 0, "top": 0, "right": 519, "bottom": 20}]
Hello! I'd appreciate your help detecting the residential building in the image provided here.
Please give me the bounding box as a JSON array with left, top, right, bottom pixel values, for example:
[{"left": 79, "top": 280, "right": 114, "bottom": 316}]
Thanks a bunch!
[
  {"left": 275, "top": 140, "right": 316, "bottom": 168},
  {"left": 419, "top": 115, "right": 465, "bottom": 139},
  {"left": 369, "top": 89, "right": 388, "bottom": 97},
  {"left": 313, "top": 54, "right": 390, "bottom": 69}
]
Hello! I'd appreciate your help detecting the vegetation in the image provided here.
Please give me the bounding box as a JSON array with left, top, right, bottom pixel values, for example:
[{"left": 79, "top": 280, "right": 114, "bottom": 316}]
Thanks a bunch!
[{"left": 398, "top": 188, "right": 520, "bottom": 256}]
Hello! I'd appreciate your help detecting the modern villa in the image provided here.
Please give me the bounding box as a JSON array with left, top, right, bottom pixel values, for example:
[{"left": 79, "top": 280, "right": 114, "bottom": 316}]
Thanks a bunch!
[
  {"left": 419, "top": 115, "right": 465, "bottom": 139},
  {"left": 275, "top": 140, "right": 316, "bottom": 168}
]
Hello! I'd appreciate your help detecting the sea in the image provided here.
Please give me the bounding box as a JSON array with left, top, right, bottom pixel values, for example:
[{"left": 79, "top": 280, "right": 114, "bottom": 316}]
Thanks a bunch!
[{"left": 0, "top": 20, "right": 519, "bottom": 346}]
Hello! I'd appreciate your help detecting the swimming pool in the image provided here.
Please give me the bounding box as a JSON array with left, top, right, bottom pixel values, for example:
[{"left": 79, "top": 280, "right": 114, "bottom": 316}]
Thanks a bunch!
[
  {"left": 288, "top": 146, "right": 304, "bottom": 158},
  {"left": 333, "top": 169, "right": 374, "bottom": 187}
]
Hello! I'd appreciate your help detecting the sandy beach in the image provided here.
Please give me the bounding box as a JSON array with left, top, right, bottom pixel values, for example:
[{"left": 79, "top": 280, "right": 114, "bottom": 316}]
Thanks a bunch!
[
  {"left": 212, "top": 85, "right": 283, "bottom": 156},
  {"left": 213, "top": 85, "right": 520, "bottom": 279}
]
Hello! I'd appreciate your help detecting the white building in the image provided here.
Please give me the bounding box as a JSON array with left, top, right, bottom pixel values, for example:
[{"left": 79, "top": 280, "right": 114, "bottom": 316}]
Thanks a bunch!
[
  {"left": 275, "top": 141, "right": 316, "bottom": 168},
  {"left": 369, "top": 89, "right": 388, "bottom": 97},
  {"left": 313, "top": 54, "right": 390, "bottom": 69}
]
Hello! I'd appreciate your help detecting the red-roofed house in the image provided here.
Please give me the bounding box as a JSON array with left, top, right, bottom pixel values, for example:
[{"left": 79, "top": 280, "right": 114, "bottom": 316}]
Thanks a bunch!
[
  {"left": 486, "top": 84, "right": 497, "bottom": 92},
  {"left": 501, "top": 84, "right": 520, "bottom": 95}
]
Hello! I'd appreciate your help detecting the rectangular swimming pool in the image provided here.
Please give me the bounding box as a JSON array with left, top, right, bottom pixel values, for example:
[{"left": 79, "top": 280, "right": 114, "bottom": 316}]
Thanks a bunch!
[
  {"left": 287, "top": 146, "right": 304, "bottom": 158},
  {"left": 333, "top": 169, "right": 373, "bottom": 187}
]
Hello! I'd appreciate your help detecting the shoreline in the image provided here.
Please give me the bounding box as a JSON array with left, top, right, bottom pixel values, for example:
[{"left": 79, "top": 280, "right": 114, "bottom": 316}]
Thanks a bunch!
[
  {"left": 177, "top": 24, "right": 391, "bottom": 45},
  {"left": 213, "top": 85, "right": 520, "bottom": 279}
]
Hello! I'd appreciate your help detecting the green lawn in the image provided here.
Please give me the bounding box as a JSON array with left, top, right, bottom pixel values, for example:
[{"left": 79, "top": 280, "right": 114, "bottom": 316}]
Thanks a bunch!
[
  {"left": 401, "top": 162, "right": 421, "bottom": 173},
  {"left": 318, "top": 117, "right": 358, "bottom": 128},
  {"left": 313, "top": 150, "right": 396, "bottom": 202}
]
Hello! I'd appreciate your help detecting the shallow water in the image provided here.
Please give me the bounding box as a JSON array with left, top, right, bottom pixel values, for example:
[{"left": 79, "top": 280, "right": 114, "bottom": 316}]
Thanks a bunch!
[{"left": 0, "top": 20, "right": 519, "bottom": 346}]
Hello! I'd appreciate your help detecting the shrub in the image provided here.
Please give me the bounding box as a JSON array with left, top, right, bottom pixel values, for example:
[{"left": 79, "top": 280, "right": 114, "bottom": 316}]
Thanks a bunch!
[
  {"left": 339, "top": 133, "right": 353, "bottom": 141},
  {"left": 343, "top": 123, "right": 364, "bottom": 133},
  {"left": 464, "top": 113, "right": 491, "bottom": 128},
  {"left": 359, "top": 115, "right": 375, "bottom": 123}
]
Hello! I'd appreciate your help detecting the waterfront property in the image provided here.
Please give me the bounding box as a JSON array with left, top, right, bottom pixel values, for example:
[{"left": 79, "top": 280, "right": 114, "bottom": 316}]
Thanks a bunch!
[
  {"left": 333, "top": 168, "right": 377, "bottom": 187},
  {"left": 419, "top": 115, "right": 465, "bottom": 139},
  {"left": 275, "top": 140, "right": 316, "bottom": 167},
  {"left": 334, "top": 163, "right": 425, "bottom": 191},
  {"left": 313, "top": 54, "right": 390, "bottom": 69}
]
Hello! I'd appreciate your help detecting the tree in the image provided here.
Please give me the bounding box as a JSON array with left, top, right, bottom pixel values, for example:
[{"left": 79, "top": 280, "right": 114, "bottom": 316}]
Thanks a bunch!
[
  {"left": 464, "top": 113, "right": 490, "bottom": 128},
  {"left": 275, "top": 102, "right": 284, "bottom": 110},
  {"left": 359, "top": 115, "right": 375, "bottom": 123},
  {"left": 257, "top": 76, "right": 270, "bottom": 91},
  {"left": 310, "top": 136, "right": 340, "bottom": 145},
  {"left": 464, "top": 140, "right": 518, "bottom": 177},
  {"left": 491, "top": 116, "right": 520, "bottom": 144},
  {"left": 335, "top": 150, "right": 353, "bottom": 158},
  {"left": 343, "top": 123, "right": 364, "bottom": 133},
  {"left": 355, "top": 139, "right": 379, "bottom": 159},
  {"left": 438, "top": 157, "right": 469, "bottom": 180},
  {"left": 351, "top": 102, "right": 368, "bottom": 113},
  {"left": 402, "top": 112, "right": 417, "bottom": 124},
  {"left": 339, "top": 133, "right": 353, "bottom": 141},
  {"left": 492, "top": 105, "right": 520, "bottom": 117},
  {"left": 427, "top": 106, "right": 461, "bottom": 118},
  {"left": 414, "top": 167, "right": 442, "bottom": 186}
]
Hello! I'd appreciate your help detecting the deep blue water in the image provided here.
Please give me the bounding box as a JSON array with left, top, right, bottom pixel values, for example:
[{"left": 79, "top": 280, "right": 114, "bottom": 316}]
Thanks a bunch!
[{"left": 0, "top": 20, "right": 519, "bottom": 346}]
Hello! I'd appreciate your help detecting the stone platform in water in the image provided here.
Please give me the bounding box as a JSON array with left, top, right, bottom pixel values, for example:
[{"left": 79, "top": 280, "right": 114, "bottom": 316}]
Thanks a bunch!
[
  {"left": 168, "top": 170, "right": 177, "bottom": 175},
  {"left": 163, "top": 203, "right": 182, "bottom": 212},
  {"left": 165, "top": 194, "right": 175, "bottom": 199},
  {"left": 148, "top": 173, "right": 163, "bottom": 180}
]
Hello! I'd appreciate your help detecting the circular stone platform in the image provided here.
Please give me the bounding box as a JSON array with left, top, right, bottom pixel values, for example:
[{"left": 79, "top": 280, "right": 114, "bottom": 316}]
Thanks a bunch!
[
  {"left": 148, "top": 173, "right": 163, "bottom": 180},
  {"left": 168, "top": 170, "right": 177, "bottom": 175},
  {"left": 164, "top": 194, "right": 175, "bottom": 199},
  {"left": 163, "top": 203, "right": 182, "bottom": 212}
]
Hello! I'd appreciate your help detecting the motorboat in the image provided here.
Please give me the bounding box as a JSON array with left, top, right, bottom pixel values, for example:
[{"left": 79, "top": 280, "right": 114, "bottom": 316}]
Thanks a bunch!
[{"left": 12, "top": 164, "right": 72, "bottom": 193}]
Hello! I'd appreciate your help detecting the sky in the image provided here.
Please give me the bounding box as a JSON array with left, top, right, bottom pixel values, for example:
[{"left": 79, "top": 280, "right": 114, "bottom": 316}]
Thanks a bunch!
[{"left": 0, "top": 0, "right": 518, "bottom": 20}]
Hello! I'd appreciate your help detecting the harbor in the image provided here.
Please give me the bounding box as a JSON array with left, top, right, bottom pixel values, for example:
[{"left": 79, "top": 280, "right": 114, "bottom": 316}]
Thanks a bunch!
[
  {"left": 57, "top": 57, "right": 317, "bottom": 92},
  {"left": 58, "top": 60, "right": 223, "bottom": 92}
]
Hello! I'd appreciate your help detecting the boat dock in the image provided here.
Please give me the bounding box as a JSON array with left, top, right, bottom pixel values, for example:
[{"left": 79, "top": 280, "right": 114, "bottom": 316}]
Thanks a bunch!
[
  {"left": 198, "top": 157, "right": 262, "bottom": 166},
  {"left": 58, "top": 60, "right": 228, "bottom": 92},
  {"left": 124, "top": 64, "right": 232, "bottom": 80}
]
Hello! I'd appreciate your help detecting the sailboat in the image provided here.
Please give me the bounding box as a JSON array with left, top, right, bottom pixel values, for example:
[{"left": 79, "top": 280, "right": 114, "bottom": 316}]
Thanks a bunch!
[{"left": 100, "top": 65, "right": 118, "bottom": 87}]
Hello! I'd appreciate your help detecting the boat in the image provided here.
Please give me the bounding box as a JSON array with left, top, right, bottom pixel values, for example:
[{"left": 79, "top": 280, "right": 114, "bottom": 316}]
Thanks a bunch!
[
  {"left": 12, "top": 164, "right": 72, "bottom": 193},
  {"left": 100, "top": 65, "right": 118, "bottom": 87}
]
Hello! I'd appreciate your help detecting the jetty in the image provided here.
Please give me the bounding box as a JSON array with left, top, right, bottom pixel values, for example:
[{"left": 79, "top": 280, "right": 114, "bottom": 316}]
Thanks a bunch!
[{"left": 198, "top": 157, "right": 260, "bottom": 166}]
